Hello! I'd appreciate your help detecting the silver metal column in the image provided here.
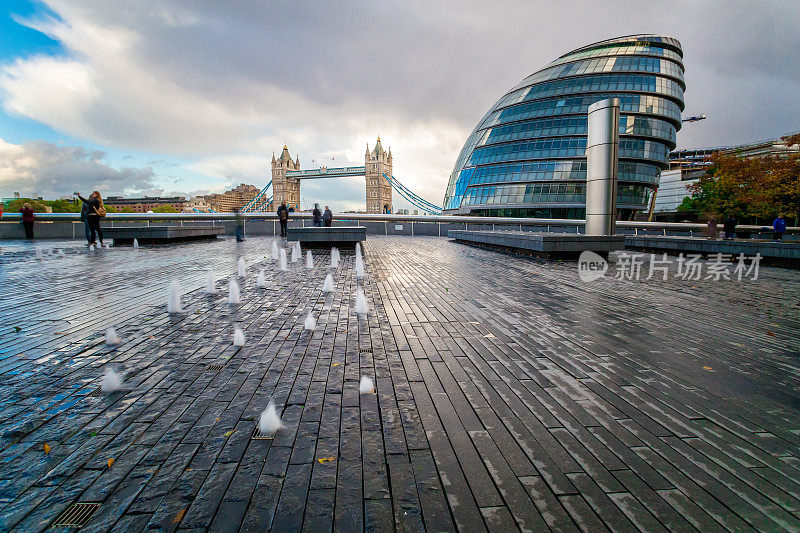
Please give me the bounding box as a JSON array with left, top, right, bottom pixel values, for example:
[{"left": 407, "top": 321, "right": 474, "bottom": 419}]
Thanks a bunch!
[{"left": 585, "top": 98, "right": 620, "bottom": 235}]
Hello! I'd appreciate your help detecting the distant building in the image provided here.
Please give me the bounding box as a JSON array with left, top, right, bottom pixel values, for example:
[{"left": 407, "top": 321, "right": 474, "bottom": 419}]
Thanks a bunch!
[
  {"left": 105, "top": 196, "right": 188, "bottom": 213},
  {"left": 204, "top": 184, "right": 260, "bottom": 213},
  {"left": 654, "top": 132, "right": 800, "bottom": 214},
  {"left": 187, "top": 196, "right": 211, "bottom": 212},
  {"left": 271, "top": 146, "right": 301, "bottom": 211}
]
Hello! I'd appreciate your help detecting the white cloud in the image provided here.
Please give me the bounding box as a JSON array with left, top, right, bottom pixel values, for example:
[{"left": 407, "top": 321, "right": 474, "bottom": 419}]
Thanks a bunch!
[
  {"left": 0, "top": 138, "right": 156, "bottom": 198},
  {"left": 2, "top": 0, "right": 800, "bottom": 208}
]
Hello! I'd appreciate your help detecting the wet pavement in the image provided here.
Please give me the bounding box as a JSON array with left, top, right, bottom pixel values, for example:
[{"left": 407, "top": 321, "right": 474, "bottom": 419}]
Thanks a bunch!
[{"left": 0, "top": 236, "right": 799, "bottom": 532}]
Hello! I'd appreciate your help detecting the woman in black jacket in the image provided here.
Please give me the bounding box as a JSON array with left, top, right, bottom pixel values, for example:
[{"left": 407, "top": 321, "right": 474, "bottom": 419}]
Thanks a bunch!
[{"left": 75, "top": 191, "right": 105, "bottom": 246}]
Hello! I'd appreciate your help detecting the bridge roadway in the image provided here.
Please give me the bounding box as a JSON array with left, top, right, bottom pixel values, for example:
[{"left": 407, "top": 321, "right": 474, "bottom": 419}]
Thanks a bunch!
[
  {"left": 0, "top": 236, "right": 799, "bottom": 531},
  {"left": 288, "top": 166, "right": 367, "bottom": 179}
]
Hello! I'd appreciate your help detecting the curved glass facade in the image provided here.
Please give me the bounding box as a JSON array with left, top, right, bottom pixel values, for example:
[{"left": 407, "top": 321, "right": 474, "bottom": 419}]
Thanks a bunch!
[{"left": 443, "top": 34, "right": 684, "bottom": 217}]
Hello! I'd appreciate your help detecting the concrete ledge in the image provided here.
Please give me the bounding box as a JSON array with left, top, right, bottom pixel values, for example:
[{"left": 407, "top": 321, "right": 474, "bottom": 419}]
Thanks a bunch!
[
  {"left": 625, "top": 235, "right": 800, "bottom": 267},
  {"left": 105, "top": 226, "right": 223, "bottom": 244},
  {"left": 287, "top": 226, "right": 366, "bottom": 249},
  {"left": 449, "top": 229, "right": 625, "bottom": 259}
]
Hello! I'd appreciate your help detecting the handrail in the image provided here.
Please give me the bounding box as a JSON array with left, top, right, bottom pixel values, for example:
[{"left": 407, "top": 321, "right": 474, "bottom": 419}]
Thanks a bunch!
[{"left": 1, "top": 211, "right": 796, "bottom": 232}]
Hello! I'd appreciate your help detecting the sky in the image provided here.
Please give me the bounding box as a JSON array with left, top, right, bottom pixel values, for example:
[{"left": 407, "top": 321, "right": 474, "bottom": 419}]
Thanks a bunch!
[{"left": 0, "top": 0, "right": 799, "bottom": 211}]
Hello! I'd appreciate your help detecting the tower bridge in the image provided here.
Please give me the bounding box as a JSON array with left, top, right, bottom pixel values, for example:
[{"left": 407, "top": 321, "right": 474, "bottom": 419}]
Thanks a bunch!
[{"left": 241, "top": 137, "right": 443, "bottom": 215}]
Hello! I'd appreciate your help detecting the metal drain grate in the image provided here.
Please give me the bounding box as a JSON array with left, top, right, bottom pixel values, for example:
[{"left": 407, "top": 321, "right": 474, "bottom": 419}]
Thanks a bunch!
[
  {"left": 207, "top": 364, "right": 224, "bottom": 371},
  {"left": 359, "top": 349, "right": 373, "bottom": 353},
  {"left": 252, "top": 426, "right": 274, "bottom": 440},
  {"left": 87, "top": 388, "right": 104, "bottom": 397},
  {"left": 52, "top": 502, "right": 100, "bottom": 527}
]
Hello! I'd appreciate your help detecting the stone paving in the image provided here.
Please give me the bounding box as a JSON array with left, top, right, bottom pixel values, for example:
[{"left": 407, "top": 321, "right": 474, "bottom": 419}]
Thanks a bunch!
[{"left": 0, "top": 236, "right": 799, "bottom": 532}]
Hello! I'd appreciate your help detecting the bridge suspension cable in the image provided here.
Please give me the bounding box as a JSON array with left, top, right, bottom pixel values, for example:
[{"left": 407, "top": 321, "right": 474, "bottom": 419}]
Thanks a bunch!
[
  {"left": 382, "top": 174, "right": 443, "bottom": 214},
  {"left": 241, "top": 180, "right": 273, "bottom": 213}
]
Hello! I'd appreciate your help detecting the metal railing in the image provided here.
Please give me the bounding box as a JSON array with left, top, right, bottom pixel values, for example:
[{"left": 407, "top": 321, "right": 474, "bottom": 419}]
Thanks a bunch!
[{"left": 1, "top": 211, "right": 796, "bottom": 239}]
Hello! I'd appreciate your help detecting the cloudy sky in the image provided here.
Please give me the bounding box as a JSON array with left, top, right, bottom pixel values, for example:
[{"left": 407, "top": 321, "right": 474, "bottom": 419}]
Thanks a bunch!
[{"left": 1, "top": 0, "right": 798, "bottom": 210}]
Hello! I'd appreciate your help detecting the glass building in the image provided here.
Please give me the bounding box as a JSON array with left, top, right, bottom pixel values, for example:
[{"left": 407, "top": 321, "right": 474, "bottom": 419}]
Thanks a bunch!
[{"left": 443, "top": 35, "right": 685, "bottom": 219}]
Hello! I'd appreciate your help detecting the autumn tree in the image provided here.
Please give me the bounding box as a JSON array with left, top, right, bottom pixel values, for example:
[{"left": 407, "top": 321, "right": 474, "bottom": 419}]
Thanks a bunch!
[{"left": 683, "top": 138, "right": 800, "bottom": 224}]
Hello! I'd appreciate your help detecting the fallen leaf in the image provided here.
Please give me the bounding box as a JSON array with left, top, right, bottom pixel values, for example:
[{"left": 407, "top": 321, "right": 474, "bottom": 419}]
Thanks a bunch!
[
  {"left": 223, "top": 430, "right": 234, "bottom": 437},
  {"left": 173, "top": 509, "right": 186, "bottom": 523},
  {"left": 317, "top": 457, "right": 336, "bottom": 464},
  {"left": 107, "top": 458, "right": 115, "bottom": 468},
  {"left": 332, "top": 363, "right": 341, "bottom": 367},
  {"left": 89, "top": 431, "right": 97, "bottom": 437},
  {"left": 767, "top": 332, "right": 775, "bottom": 337},
  {"left": 13, "top": 326, "right": 21, "bottom": 332},
  {"left": 43, "top": 443, "right": 51, "bottom": 454},
  {"left": 702, "top": 366, "right": 712, "bottom": 371}
]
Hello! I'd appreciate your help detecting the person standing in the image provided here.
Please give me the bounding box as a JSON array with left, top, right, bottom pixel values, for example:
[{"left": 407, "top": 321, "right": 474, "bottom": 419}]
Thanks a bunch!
[
  {"left": 323, "top": 206, "right": 333, "bottom": 227},
  {"left": 723, "top": 215, "right": 737, "bottom": 239},
  {"left": 75, "top": 191, "right": 105, "bottom": 246},
  {"left": 313, "top": 203, "right": 323, "bottom": 227},
  {"left": 19, "top": 203, "right": 35, "bottom": 239},
  {"left": 235, "top": 208, "right": 245, "bottom": 242},
  {"left": 77, "top": 191, "right": 93, "bottom": 244},
  {"left": 277, "top": 202, "right": 289, "bottom": 237},
  {"left": 773, "top": 214, "right": 787, "bottom": 241},
  {"left": 706, "top": 217, "right": 718, "bottom": 239}
]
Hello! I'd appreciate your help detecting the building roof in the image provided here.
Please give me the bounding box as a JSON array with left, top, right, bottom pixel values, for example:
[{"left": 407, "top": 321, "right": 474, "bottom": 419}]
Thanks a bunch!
[{"left": 280, "top": 145, "right": 292, "bottom": 163}]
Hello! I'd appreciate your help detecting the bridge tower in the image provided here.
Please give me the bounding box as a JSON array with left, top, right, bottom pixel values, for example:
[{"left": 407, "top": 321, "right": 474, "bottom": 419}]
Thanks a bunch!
[
  {"left": 365, "top": 137, "right": 393, "bottom": 214},
  {"left": 271, "top": 145, "right": 301, "bottom": 210}
]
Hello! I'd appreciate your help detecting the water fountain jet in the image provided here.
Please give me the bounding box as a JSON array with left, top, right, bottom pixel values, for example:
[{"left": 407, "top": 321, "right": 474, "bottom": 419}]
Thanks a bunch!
[
  {"left": 259, "top": 401, "right": 285, "bottom": 435},
  {"left": 322, "top": 274, "right": 334, "bottom": 293},
  {"left": 204, "top": 271, "right": 217, "bottom": 293},
  {"left": 101, "top": 368, "right": 123, "bottom": 393},
  {"left": 105, "top": 327, "right": 121, "bottom": 345},
  {"left": 359, "top": 375, "right": 375, "bottom": 394},
  {"left": 304, "top": 311, "right": 316, "bottom": 331},
  {"left": 233, "top": 327, "right": 246, "bottom": 346},
  {"left": 168, "top": 280, "right": 182, "bottom": 313},
  {"left": 228, "top": 278, "right": 241, "bottom": 304}
]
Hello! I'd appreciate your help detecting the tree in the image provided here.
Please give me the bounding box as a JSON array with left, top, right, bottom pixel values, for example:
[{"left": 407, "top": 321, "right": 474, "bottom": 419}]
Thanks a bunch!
[
  {"left": 5, "top": 198, "right": 48, "bottom": 212},
  {"left": 120, "top": 206, "right": 136, "bottom": 213},
  {"left": 43, "top": 199, "right": 81, "bottom": 213},
  {"left": 685, "top": 147, "right": 800, "bottom": 223},
  {"left": 153, "top": 205, "right": 178, "bottom": 213},
  {"left": 104, "top": 204, "right": 118, "bottom": 213}
]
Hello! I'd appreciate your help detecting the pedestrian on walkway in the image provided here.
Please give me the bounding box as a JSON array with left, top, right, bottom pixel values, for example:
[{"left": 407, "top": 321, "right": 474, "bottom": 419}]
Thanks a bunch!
[
  {"left": 20, "top": 203, "right": 35, "bottom": 239},
  {"left": 277, "top": 202, "right": 289, "bottom": 237},
  {"left": 723, "top": 215, "right": 737, "bottom": 239},
  {"left": 772, "top": 214, "right": 787, "bottom": 241},
  {"left": 235, "top": 208, "right": 245, "bottom": 241},
  {"left": 77, "top": 191, "right": 94, "bottom": 244},
  {"left": 75, "top": 191, "right": 106, "bottom": 246},
  {"left": 323, "top": 206, "right": 333, "bottom": 227},
  {"left": 706, "top": 217, "right": 718, "bottom": 239},
  {"left": 313, "top": 203, "right": 323, "bottom": 227}
]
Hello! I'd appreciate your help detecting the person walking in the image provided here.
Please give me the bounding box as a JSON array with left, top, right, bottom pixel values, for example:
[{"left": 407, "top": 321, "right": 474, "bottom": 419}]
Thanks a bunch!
[
  {"left": 277, "top": 202, "right": 289, "bottom": 237},
  {"left": 706, "top": 217, "right": 718, "bottom": 239},
  {"left": 723, "top": 215, "right": 737, "bottom": 239},
  {"left": 323, "top": 206, "right": 333, "bottom": 227},
  {"left": 773, "top": 214, "right": 787, "bottom": 241},
  {"left": 75, "top": 191, "right": 105, "bottom": 246},
  {"left": 312, "top": 203, "right": 323, "bottom": 227},
  {"left": 19, "top": 203, "right": 35, "bottom": 239}
]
